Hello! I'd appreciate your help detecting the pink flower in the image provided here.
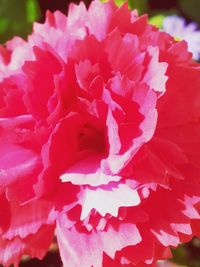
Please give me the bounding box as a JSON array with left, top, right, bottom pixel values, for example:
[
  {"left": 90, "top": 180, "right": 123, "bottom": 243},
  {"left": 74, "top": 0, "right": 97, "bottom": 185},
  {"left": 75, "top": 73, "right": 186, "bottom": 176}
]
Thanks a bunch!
[{"left": 0, "top": 1, "right": 200, "bottom": 266}]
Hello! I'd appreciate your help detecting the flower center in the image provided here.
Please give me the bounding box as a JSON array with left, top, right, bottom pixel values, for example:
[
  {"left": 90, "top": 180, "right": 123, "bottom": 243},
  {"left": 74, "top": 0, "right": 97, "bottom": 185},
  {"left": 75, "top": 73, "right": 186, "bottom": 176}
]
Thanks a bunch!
[{"left": 78, "top": 123, "right": 106, "bottom": 155}]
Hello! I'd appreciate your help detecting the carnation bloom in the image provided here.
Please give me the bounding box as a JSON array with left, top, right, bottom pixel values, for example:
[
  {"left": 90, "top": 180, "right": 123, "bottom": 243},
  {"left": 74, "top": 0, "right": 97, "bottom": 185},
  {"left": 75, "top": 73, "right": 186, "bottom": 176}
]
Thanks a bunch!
[
  {"left": 162, "top": 15, "right": 200, "bottom": 60},
  {"left": 0, "top": 1, "right": 200, "bottom": 266}
]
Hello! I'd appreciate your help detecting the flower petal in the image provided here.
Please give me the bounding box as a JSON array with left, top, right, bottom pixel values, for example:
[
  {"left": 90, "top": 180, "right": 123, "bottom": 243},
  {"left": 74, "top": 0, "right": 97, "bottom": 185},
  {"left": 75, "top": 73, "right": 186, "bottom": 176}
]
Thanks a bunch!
[
  {"left": 56, "top": 220, "right": 141, "bottom": 267},
  {"left": 80, "top": 184, "right": 140, "bottom": 220}
]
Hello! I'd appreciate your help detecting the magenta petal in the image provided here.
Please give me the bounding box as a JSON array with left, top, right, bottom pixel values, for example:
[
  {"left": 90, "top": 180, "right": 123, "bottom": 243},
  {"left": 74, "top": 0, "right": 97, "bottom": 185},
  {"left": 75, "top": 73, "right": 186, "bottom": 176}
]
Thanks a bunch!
[
  {"left": 143, "top": 46, "right": 168, "bottom": 94},
  {"left": 2, "top": 199, "right": 54, "bottom": 240},
  {"left": 56, "top": 221, "right": 141, "bottom": 267},
  {"left": 80, "top": 184, "right": 140, "bottom": 220},
  {"left": 106, "top": 108, "right": 121, "bottom": 155},
  {"left": 60, "top": 155, "right": 121, "bottom": 186},
  {"left": 0, "top": 144, "right": 40, "bottom": 188},
  {"left": 151, "top": 230, "right": 180, "bottom": 247},
  {"left": 0, "top": 224, "right": 54, "bottom": 267}
]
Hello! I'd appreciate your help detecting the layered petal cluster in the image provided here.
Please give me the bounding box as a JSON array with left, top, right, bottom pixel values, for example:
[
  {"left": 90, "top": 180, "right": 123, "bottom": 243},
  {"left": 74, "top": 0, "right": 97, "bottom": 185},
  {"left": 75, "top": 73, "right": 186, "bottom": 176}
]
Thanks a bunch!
[{"left": 0, "top": 1, "right": 200, "bottom": 266}]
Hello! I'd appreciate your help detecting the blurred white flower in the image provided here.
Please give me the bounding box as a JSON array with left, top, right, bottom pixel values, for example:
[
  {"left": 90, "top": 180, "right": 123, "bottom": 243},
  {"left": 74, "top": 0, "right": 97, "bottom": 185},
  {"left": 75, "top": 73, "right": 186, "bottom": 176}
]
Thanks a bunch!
[{"left": 163, "top": 15, "right": 200, "bottom": 60}]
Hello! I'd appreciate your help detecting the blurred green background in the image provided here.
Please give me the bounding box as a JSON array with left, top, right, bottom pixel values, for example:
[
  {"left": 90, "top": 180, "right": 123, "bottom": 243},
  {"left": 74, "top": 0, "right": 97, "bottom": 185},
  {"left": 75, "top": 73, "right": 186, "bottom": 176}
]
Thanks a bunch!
[{"left": 0, "top": 0, "right": 200, "bottom": 266}]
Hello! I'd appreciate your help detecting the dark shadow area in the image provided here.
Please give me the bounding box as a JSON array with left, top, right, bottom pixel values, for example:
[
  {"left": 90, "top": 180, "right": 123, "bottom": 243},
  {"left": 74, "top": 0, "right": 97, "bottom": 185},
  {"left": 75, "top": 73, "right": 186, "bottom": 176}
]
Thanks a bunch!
[{"left": 19, "top": 251, "right": 62, "bottom": 267}]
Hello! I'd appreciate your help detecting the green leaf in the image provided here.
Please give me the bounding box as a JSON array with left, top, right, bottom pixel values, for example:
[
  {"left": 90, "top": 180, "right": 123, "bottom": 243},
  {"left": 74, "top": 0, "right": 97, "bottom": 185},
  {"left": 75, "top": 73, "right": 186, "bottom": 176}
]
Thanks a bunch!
[
  {"left": 149, "top": 14, "right": 165, "bottom": 28},
  {"left": 0, "top": 0, "right": 41, "bottom": 44},
  {"left": 113, "top": 0, "right": 149, "bottom": 13},
  {"left": 114, "top": 0, "right": 126, "bottom": 6},
  {"left": 178, "top": 0, "right": 200, "bottom": 23},
  {"left": 26, "top": 0, "right": 41, "bottom": 23},
  {"left": 128, "top": 0, "right": 149, "bottom": 14}
]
